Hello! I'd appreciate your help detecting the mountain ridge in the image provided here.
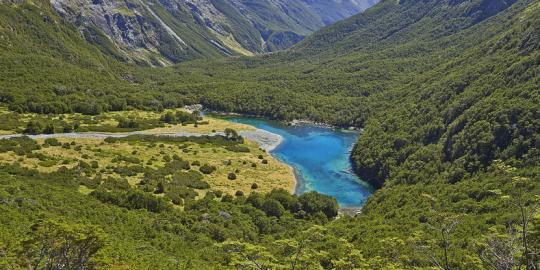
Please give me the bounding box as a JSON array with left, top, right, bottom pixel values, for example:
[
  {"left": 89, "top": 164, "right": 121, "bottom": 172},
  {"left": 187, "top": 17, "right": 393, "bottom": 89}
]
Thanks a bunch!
[{"left": 49, "top": 0, "right": 378, "bottom": 65}]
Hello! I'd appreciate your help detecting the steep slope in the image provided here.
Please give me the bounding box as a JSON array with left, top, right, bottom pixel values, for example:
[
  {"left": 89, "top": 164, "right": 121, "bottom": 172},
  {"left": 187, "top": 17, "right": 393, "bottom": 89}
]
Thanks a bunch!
[
  {"left": 0, "top": 0, "right": 539, "bottom": 268},
  {"left": 50, "top": 0, "right": 378, "bottom": 65}
]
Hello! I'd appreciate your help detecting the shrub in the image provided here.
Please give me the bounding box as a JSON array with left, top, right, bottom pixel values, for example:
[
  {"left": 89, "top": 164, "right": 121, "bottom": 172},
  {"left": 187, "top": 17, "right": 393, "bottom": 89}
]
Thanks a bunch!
[
  {"left": 228, "top": 173, "right": 237, "bottom": 180},
  {"left": 225, "top": 145, "right": 250, "bottom": 153},
  {"left": 213, "top": 190, "right": 223, "bottom": 198},
  {"left": 262, "top": 199, "right": 286, "bottom": 217},
  {"left": 299, "top": 192, "right": 339, "bottom": 219},
  {"left": 155, "top": 182, "right": 165, "bottom": 194},
  {"left": 117, "top": 118, "right": 139, "bottom": 129},
  {"left": 221, "top": 194, "right": 234, "bottom": 203},
  {"left": 91, "top": 161, "right": 99, "bottom": 169},
  {"left": 23, "top": 121, "right": 43, "bottom": 134},
  {"left": 91, "top": 189, "right": 170, "bottom": 213},
  {"left": 262, "top": 159, "right": 268, "bottom": 164},
  {"left": 235, "top": 191, "right": 244, "bottom": 197},
  {"left": 251, "top": 183, "right": 258, "bottom": 189},
  {"left": 199, "top": 164, "right": 217, "bottom": 174},
  {"left": 160, "top": 112, "right": 176, "bottom": 123},
  {"left": 44, "top": 138, "right": 61, "bottom": 147}
]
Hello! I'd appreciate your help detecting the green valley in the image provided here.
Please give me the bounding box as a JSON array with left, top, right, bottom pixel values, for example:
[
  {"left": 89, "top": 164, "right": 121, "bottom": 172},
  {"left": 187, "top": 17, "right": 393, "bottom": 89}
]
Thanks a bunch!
[{"left": 0, "top": 0, "right": 539, "bottom": 269}]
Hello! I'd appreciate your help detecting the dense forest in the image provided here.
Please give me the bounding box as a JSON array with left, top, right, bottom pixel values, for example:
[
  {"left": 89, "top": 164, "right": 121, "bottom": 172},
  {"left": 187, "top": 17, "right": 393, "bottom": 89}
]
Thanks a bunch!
[{"left": 0, "top": 0, "right": 539, "bottom": 268}]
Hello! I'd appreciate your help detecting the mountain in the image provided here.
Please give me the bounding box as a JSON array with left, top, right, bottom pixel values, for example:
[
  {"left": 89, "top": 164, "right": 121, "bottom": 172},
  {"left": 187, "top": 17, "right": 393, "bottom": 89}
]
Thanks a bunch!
[
  {"left": 0, "top": 0, "right": 539, "bottom": 268},
  {"left": 49, "top": 0, "right": 377, "bottom": 65}
]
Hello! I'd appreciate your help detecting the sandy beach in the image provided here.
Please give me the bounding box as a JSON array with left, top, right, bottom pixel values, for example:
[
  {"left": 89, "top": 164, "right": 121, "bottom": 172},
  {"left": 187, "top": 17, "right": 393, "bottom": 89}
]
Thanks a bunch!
[{"left": 239, "top": 129, "right": 284, "bottom": 152}]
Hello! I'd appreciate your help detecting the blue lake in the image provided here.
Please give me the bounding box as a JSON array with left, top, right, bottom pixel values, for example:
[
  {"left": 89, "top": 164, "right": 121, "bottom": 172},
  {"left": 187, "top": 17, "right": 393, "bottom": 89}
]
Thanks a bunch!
[{"left": 225, "top": 117, "right": 374, "bottom": 207}]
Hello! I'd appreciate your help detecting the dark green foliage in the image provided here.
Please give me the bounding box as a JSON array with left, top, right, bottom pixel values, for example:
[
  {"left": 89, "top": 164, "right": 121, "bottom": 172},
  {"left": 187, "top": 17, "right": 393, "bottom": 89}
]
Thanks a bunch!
[
  {"left": 19, "top": 220, "right": 105, "bottom": 270},
  {"left": 117, "top": 118, "right": 139, "bottom": 129},
  {"left": 90, "top": 188, "right": 171, "bottom": 213},
  {"left": 262, "top": 199, "right": 286, "bottom": 217},
  {"left": 172, "top": 171, "right": 209, "bottom": 190},
  {"left": 227, "top": 173, "right": 237, "bottom": 180},
  {"left": 225, "top": 145, "right": 250, "bottom": 152},
  {"left": 298, "top": 192, "right": 339, "bottom": 219},
  {"left": 23, "top": 121, "right": 43, "bottom": 135},
  {"left": 0, "top": 137, "right": 40, "bottom": 155},
  {"left": 160, "top": 111, "right": 198, "bottom": 124},
  {"left": 199, "top": 164, "right": 217, "bottom": 175},
  {"left": 0, "top": 0, "right": 539, "bottom": 268},
  {"left": 44, "top": 138, "right": 61, "bottom": 147}
]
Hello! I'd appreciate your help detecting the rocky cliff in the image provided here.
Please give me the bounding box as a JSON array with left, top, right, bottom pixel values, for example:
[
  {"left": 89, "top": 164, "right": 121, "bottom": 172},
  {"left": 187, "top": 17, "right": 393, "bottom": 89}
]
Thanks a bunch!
[{"left": 49, "top": 0, "right": 379, "bottom": 65}]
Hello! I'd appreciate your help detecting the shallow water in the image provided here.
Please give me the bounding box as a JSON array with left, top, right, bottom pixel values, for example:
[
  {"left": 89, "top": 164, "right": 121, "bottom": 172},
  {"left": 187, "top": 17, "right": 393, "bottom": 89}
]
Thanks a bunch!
[{"left": 225, "top": 117, "right": 374, "bottom": 207}]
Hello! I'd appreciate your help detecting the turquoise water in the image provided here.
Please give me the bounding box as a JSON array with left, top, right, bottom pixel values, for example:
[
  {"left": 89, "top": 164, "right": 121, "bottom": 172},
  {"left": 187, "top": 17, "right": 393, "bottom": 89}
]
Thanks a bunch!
[{"left": 226, "top": 117, "right": 374, "bottom": 207}]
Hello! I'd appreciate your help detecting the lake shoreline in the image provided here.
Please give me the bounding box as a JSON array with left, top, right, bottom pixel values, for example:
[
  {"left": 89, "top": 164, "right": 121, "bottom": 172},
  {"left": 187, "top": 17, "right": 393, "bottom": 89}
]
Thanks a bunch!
[{"left": 224, "top": 116, "right": 373, "bottom": 207}]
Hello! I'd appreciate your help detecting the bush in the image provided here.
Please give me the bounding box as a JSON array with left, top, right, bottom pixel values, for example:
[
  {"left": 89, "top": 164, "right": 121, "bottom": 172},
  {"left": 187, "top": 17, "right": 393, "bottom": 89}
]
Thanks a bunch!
[
  {"left": 262, "top": 199, "right": 286, "bottom": 217},
  {"left": 91, "top": 189, "right": 170, "bottom": 213},
  {"left": 299, "top": 192, "right": 339, "bottom": 219},
  {"left": 44, "top": 138, "right": 61, "bottom": 146},
  {"left": 199, "top": 164, "right": 217, "bottom": 174},
  {"left": 251, "top": 183, "right": 258, "bottom": 189},
  {"left": 213, "top": 190, "right": 223, "bottom": 198},
  {"left": 225, "top": 145, "right": 250, "bottom": 153},
  {"left": 91, "top": 161, "right": 99, "bottom": 169},
  {"left": 235, "top": 191, "right": 244, "bottom": 197},
  {"left": 24, "top": 121, "right": 43, "bottom": 134},
  {"left": 117, "top": 118, "right": 139, "bottom": 129},
  {"left": 228, "top": 173, "right": 237, "bottom": 180},
  {"left": 221, "top": 194, "right": 234, "bottom": 203}
]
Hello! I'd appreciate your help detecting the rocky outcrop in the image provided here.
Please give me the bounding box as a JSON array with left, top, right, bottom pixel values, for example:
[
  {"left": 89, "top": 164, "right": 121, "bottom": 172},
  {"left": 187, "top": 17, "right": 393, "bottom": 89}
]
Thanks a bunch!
[{"left": 49, "top": 0, "right": 379, "bottom": 65}]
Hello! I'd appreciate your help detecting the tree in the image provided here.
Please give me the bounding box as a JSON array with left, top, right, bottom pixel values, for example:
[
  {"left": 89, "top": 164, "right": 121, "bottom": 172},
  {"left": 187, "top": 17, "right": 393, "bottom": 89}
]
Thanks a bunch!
[
  {"left": 493, "top": 161, "right": 540, "bottom": 270},
  {"left": 299, "top": 192, "right": 339, "bottom": 219},
  {"left": 274, "top": 226, "right": 328, "bottom": 270},
  {"left": 217, "top": 241, "right": 278, "bottom": 270},
  {"left": 155, "top": 182, "right": 165, "bottom": 194},
  {"left": 24, "top": 121, "right": 43, "bottom": 135},
  {"left": 43, "top": 124, "right": 55, "bottom": 134},
  {"left": 262, "top": 199, "right": 285, "bottom": 218},
  {"left": 506, "top": 176, "right": 539, "bottom": 270},
  {"left": 479, "top": 228, "right": 520, "bottom": 270},
  {"left": 160, "top": 112, "right": 176, "bottom": 123},
  {"left": 224, "top": 128, "right": 241, "bottom": 141},
  {"left": 18, "top": 220, "right": 105, "bottom": 270}
]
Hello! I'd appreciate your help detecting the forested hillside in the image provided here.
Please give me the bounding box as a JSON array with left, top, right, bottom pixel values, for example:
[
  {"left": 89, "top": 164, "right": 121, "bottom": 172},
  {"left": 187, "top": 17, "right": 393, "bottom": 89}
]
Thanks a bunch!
[{"left": 0, "top": 0, "right": 539, "bottom": 268}]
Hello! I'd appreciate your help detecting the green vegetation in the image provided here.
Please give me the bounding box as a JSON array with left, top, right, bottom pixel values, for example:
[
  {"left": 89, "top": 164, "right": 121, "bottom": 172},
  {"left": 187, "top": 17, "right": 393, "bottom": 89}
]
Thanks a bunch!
[{"left": 0, "top": 0, "right": 538, "bottom": 268}]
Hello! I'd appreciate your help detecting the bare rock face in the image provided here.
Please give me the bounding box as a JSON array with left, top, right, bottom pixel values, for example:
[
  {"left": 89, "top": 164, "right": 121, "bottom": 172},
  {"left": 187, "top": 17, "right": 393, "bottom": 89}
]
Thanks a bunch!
[
  {"left": 49, "top": 0, "right": 379, "bottom": 65},
  {"left": 51, "top": 0, "right": 172, "bottom": 65}
]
